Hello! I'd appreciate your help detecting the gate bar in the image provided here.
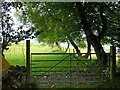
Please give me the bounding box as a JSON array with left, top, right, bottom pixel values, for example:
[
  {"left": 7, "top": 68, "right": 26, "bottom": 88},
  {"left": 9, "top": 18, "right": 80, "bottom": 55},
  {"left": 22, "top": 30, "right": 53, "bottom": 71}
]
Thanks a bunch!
[{"left": 31, "top": 60, "right": 98, "bottom": 62}]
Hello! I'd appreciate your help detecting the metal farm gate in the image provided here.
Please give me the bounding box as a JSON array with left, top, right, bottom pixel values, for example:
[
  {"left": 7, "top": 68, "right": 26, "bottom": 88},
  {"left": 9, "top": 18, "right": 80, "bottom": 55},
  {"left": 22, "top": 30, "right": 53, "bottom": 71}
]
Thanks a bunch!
[{"left": 30, "top": 53, "right": 110, "bottom": 86}]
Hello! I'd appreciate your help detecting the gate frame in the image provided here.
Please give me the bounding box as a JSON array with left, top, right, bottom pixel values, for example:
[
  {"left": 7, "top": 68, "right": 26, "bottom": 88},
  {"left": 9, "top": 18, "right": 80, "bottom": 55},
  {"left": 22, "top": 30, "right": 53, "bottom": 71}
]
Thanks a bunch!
[{"left": 26, "top": 40, "right": 116, "bottom": 84}]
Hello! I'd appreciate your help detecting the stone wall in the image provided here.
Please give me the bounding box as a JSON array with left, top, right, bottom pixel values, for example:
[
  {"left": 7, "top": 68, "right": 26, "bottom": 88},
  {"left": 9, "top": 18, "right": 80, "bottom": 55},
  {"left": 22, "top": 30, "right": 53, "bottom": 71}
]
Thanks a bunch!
[{"left": 2, "top": 65, "right": 31, "bottom": 88}]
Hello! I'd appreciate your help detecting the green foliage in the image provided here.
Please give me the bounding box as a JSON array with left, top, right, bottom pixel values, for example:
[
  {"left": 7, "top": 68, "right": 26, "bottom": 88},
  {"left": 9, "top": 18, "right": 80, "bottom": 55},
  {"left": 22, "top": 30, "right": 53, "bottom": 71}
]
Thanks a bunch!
[
  {"left": 76, "top": 41, "right": 86, "bottom": 49},
  {"left": 12, "top": 2, "right": 120, "bottom": 62},
  {"left": 1, "top": 2, "right": 35, "bottom": 57},
  {"left": 2, "top": 2, "right": 35, "bottom": 42},
  {"left": 15, "top": 2, "right": 84, "bottom": 46}
]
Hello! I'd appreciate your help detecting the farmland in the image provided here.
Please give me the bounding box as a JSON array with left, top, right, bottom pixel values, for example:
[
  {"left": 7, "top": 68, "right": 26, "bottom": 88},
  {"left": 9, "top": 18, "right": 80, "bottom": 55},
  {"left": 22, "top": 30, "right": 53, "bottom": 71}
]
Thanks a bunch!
[
  {"left": 3, "top": 43, "right": 120, "bottom": 88},
  {"left": 4, "top": 43, "right": 119, "bottom": 67}
]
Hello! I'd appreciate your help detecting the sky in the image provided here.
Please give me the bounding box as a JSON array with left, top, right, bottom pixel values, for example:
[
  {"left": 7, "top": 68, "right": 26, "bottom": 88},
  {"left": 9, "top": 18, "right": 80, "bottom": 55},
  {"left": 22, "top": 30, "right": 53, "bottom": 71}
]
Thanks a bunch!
[
  {"left": 9, "top": 8, "right": 29, "bottom": 30},
  {"left": 20, "top": 38, "right": 74, "bottom": 48}
]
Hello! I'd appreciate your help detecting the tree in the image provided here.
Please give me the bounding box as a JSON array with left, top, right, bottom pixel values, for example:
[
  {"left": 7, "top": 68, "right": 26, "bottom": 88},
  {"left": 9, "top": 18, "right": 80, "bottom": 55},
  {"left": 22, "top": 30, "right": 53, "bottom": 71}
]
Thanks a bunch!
[
  {"left": 1, "top": 2, "right": 35, "bottom": 57},
  {"left": 83, "top": 38, "right": 91, "bottom": 58},
  {"left": 15, "top": 2, "right": 83, "bottom": 55},
  {"left": 15, "top": 2, "right": 120, "bottom": 65},
  {"left": 65, "top": 40, "right": 70, "bottom": 53},
  {"left": 75, "top": 2, "right": 119, "bottom": 64}
]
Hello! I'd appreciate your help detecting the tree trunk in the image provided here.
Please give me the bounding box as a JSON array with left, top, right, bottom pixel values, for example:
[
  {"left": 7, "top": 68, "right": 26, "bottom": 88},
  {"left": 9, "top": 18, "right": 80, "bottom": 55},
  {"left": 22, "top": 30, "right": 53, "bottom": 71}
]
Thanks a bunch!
[
  {"left": 65, "top": 40, "right": 70, "bottom": 53},
  {"left": 55, "top": 42, "right": 61, "bottom": 50},
  {"left": 1, "top": 42, "right": 10, "bottom": 58},
  {"left": 89, "top": 35, "right": 108, "bottom": 65},
  {"left": 1, "top": 42, "right": 6, "bottom": 58},
  {"left": 84, "top": 40, "right": 91, "bottom": 58},
  {"left": 67, "top": 35, "right": 82, "bottom": 56},
  {"left": 76, "top": 3, "right": 108, "bottom": 65},
  {"left": 1, "top": 48, "right": 5, "bottom": 58}
]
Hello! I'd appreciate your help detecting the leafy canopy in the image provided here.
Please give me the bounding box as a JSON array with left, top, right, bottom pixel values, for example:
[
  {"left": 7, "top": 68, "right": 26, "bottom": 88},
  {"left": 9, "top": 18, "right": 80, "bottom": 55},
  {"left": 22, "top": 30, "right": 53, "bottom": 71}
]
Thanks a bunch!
[{"left": 15, "top": 2, "right": 120, "bottom": 47}]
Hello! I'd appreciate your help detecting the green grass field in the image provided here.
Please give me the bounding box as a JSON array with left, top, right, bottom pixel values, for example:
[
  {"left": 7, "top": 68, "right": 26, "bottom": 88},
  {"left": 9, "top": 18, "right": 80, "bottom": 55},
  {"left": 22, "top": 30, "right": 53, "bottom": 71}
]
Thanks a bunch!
[
  {"left": 3, "top": 43, "right": 96, "bottom": 66},
  {"left": 4, "top": 43, "right": 57, "bottom": 66},
  {"left": 4, "top": 43, "right": 119, "bottom": 67},
  {"left": 4, "top": 43, "right": 120, "bottom": 73},
  {"left": 3, "top": 43, "right": 120, "bottom": 88},
  {"left": 3, "top": 43, "right": 100, "bottom": 75}
]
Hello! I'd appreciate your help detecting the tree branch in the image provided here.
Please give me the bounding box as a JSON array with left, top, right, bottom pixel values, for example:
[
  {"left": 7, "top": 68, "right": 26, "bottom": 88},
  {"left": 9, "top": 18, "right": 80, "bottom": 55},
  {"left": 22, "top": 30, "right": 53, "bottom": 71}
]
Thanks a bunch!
[
  {"left": 67, "top": 34, "right": 81, "bottom": 56},
  {"left": 76, "top": 3, "right": 94, "bottom": 39},
  {"left": 98, "top": 8, "right": 107, "bottom": 40}
]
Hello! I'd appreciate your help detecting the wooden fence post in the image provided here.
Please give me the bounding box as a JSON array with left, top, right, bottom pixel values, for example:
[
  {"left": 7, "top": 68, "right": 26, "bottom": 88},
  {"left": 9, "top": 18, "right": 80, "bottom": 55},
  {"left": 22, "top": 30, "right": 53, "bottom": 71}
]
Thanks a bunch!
[
  {"left": 110, "top": 46, "right": 116, "bottom": 79},
  {"left": 26, "top": 40, "right": 30, "bottom": 84}
]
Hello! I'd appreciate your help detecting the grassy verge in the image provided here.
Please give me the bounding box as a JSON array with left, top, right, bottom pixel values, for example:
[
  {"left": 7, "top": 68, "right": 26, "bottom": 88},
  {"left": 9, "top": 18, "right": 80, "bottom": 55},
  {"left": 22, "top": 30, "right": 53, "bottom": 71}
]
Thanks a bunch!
[{"left": 4, "top": 43, "right": 60, "bottom": 66}]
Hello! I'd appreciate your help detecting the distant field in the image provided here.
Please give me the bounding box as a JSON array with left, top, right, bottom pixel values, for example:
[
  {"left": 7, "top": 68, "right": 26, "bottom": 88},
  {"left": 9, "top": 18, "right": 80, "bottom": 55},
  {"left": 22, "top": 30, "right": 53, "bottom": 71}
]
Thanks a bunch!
[
  {"left": 3, "top": 43, "right": 120, "bottom": 88},
  {"left": 3, "top": 43, "right": 94, "bottom": 66},
  {"left": 4, "top": 43, "right": 57, "bottom": 66},
  {"left": 4, "top": 43, "right": 119, "bottom": 68}
]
